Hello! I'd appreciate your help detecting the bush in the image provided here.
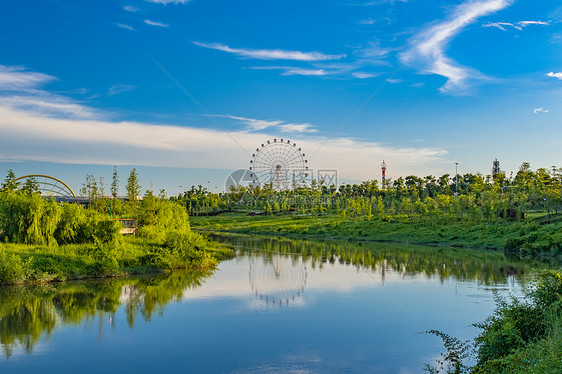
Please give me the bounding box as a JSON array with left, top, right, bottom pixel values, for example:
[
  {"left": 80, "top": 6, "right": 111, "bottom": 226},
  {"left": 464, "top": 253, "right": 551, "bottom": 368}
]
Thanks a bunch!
[
  {"left": 0, "top": 250, "right": 33, "bottom": 284},
  {"left": 137, "top": 196, "right": 191, "bottom": 243},
  {"left": 55, "top": 204, "right": 120, "bottom": 244},
  {"left": 86, "top": 239, "right": 119, "bottom": 276},
  {"left": 472, "top": 270, "right": 562, "bottom": 372}
]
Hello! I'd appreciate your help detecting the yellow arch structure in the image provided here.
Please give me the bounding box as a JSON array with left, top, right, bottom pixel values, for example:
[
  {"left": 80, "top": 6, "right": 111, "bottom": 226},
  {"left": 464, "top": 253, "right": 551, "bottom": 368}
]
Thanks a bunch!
[{"left": 9, "top": 174, "right": 76, "bottom": 198}]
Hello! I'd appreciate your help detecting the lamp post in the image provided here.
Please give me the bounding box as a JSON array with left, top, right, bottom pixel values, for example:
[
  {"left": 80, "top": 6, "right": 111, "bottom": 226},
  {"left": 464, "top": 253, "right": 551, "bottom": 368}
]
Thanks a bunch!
[
  {"left": 455, "top": 162, "right": 459, "bottom": 199},
  {"left": 381, "top": 160, "right": 387, "bottom": 190}
]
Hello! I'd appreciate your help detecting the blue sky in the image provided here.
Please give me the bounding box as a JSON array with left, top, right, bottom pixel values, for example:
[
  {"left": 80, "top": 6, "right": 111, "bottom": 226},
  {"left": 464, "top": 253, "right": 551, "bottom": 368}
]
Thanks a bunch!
[{"left": 0, "top": 0, "right": 560, "bottom": 194}]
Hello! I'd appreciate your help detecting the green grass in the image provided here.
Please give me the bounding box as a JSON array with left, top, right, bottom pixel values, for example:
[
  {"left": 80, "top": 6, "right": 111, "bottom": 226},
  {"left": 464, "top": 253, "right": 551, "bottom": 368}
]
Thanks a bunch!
[
  {"left": 191, "top": 212, "right": 562, "bottom": 256},
  {"left": 0, "top": 233, "right": 234, "bottom": 285}
]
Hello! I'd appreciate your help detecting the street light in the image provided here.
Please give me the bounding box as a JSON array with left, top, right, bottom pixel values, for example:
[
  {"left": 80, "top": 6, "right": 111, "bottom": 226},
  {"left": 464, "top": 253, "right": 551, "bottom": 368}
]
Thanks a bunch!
[{"left": 455, "top": 162, "right": 459, "bottom": 198}]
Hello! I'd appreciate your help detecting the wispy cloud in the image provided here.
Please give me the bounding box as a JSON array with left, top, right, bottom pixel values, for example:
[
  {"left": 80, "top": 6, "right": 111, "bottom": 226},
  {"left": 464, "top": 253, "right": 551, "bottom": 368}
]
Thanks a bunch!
[
  {"left": 352, "top": 72, "right": 377, "bottom": 79},
  {"left": 533, "top": 108, "right": 549, "bottom": 114},
  {"left": 217, "top": 115, "right": 282, "bottom": 131},
  {"left": 0, "top": 65, "right": 55, "bottom": 91},
  {"left": 362, "top": 0, "right": 410, "bottom": 5},
  {"left": 353, "top": 41, "right": 392, "bottom": 60},
  {"left": 483, "top": 20, "right": 549, "bottom": 31},
  {"left": 116, "top": 23, "right": 135, "bottom": 31},
  {"left": 249, "top": 66, "right": 329, "bottom": 77},
  {"left": 282, "top": 68, "right": 327, "bottom": 76},
  {"left": 145, "top": 0, "right": 190, "bottom": 4},
  {"left": 193, "top": 41, "right": 345, "bottom": 61},
  {"left": 0, "top": 104, "right": 446, "bottom": 179},
  {"left": 144, "top": 19, "right": 169, "bottom": 27},
  {"left": 0, "top": 95, "right": 95, "bottom": 119},
  {"left": 278, "top": 124, "right": 318, "bottom": 133},
  {"left": 401, "top": 0, "right": 513, "bottom": 93},
  {"left": 218, "top": 114, "right": 317, "bottom": 133},
  {"left": 123, "top": 5, "right": 139, "bottom": 12},
  {"left": 547, "top": 72, "right": 562, "bottom": 80},
  {"left": 0, "top": 64, "right": 448, "bottom": 180},
  {"left": 385, "top": 78, "right": 402, "bottom": 84},
  {"left": 0, "top": 65, "right": 93, "bottom": 119},
  {"left": 107, "top": 84, "right": 136, "bottom": 96}
]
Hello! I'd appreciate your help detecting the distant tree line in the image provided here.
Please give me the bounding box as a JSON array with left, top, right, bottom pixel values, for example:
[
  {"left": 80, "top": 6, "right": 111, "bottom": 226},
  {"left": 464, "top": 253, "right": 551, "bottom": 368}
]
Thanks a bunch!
[{"left": 174, "top": 162, "right": 562, "bottom": 223}]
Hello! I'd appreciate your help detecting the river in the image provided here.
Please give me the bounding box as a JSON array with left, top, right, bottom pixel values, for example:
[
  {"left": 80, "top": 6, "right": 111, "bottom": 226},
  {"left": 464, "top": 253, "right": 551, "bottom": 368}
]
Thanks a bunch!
[{"left": 1, "top": 234, "right": 558, "bottom": 373}]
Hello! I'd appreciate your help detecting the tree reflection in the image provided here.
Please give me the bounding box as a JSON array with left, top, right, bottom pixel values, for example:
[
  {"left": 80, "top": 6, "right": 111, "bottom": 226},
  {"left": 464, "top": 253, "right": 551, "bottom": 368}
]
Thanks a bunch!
[
  {"left": 0, "top": 269, "right": 212, "bottom": 358},
  {"left": 210, "top": 233, "right": 558, "bottom": 285}
]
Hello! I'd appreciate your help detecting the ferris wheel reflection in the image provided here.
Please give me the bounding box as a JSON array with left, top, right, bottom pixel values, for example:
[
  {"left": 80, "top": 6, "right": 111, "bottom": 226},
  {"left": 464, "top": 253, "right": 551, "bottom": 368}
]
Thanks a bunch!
[{"left": 249, "top": 252, "right": 308, "bottom": 308}]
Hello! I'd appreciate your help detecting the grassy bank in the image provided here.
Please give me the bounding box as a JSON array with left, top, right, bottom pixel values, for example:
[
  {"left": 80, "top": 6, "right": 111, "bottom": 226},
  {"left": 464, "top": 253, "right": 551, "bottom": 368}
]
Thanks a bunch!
[
  {"left": 191, "top": 212, "right": 562, "bottom": 256},
  {"left": 0, "top": 233, "right": 234, "bottom": 285},
  {"left": 427, "top": 269, "right": 562, "bottom": 373}
]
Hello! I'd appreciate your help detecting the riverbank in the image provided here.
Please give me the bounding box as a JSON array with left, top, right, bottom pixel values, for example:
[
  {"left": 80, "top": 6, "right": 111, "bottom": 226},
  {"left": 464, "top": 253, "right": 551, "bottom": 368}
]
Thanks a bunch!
[
  {"left": 191, "top": 212, "right": 562, "bottom": 256},
  {"left": 427, "top": 269, "right": 562, "bottom": 373},
  {"left": 0, "top": 233, "right": 234, "bottom": 285}
]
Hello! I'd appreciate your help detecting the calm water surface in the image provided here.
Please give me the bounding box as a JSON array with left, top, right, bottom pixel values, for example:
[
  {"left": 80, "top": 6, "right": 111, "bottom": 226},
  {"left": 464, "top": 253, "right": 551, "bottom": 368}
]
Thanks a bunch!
[{"left": 1, "top": 234, "right": 558, "bottom": 373}]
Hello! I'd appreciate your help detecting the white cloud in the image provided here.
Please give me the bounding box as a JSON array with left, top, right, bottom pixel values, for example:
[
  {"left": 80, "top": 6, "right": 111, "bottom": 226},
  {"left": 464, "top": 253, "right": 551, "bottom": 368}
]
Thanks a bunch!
[
  {"left": 518, "top": 21, "right": 549, "bottom": 27},
  {"left": 193, "top": 41, "right": 345, "bottom": 61},
  {"left": 0, "top": 65, "right": 448, "bottom": 181},
  {"left": 123, "top": 5, "right": 139, "bottom": 12},
  {"left": 116, "top": 23, "right": 135, "bottom": 31},
  {"left": 0, "top": 103, "right": 447, "bottom": 180},
  {"left": 547, "top": 72, "right": 562, "bottom": 80},
  {"left": 145, "top": 0, "right": 190, "bottom": 4},
  {"left": 249, "top": 66, "right": 329, "bottom": 77},
  {"left": 282, "top": 68, "right": 327, "bottom": 76},
  {"left": 483, "top": 20, "right": 549, "bottom": 31},
  {"left": 218, "top": 114, "right": 317, "bottom": 133},
  {"left": 0, "top": 96, "right": 95, "bottom": 119},
  {"left": 218, "top": 115, "right": 283, "bottom": 131},
  {"left": 363, "top": 0, "right": 410, "bottom": 5},
  {"left": 0, "top": 65, "right": 55, "bottom": 91},
  {"left": 278, "top": 124, "right": 318, "bottom": 133},
  {"left": 533, "top": 108, "right": 549, "bottom": 114},
  {"left": 355, "top": 41, "right": 392, "bottom": 59},
  {"left": 385, "top": 78, "right": 402, "bottom": 84},
  {"left": 352, "top": 72, "right": 377, "bottom": 79},
  {"left": 144, "top": 19, "right": 169, "bottom": 27},
  {"left": 483, "top": 22, "right": 518, "bottom": 31},
  {"left": 0, "top": 65, "right": 94, "bottom": 119},
  {"left": 401, "top": 0, "right": 513, "bottom": 93},
  {"left": 107, "top": 84, "right": 136, "bottom": 96}
]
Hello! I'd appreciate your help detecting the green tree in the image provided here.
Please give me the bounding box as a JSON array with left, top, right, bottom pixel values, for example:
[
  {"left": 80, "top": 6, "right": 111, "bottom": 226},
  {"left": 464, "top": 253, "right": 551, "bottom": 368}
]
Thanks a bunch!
[
  {"left": 1, "top": 169, "right": 18, "bottom": 192},
  {"left": 111, "top": 166, "right": 119, "bottom": 197},
  {"left": 80, "top": 174, "right": 99, "bottom": 201},
  {"left": 126, "top": 168, "right": 141, "bottom": 211},
  {"left": 21, "top": 177, "right": 39, "bottom": 195}
]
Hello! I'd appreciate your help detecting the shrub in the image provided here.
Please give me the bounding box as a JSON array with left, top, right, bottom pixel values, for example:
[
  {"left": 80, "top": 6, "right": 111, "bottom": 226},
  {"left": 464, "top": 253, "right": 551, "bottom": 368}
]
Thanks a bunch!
[
  {"left": 137, "top": 197, "right": 191, "bottom": 243},
  {"left": 0, "top": 250, "right": 33, "bottom": 284}
]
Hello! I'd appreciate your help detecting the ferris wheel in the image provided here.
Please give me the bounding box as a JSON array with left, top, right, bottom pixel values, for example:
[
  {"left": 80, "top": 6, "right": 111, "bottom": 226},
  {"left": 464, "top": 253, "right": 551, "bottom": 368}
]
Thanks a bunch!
[{"left": 249, "top": 139, "right": 309, "bottom": 191}]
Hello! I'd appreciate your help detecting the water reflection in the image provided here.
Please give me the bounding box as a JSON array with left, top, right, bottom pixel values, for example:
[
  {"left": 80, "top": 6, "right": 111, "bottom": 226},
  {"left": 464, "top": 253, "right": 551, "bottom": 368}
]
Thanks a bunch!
[
  {"left": 0, "top": 270, "right": 212, "bottom": 358},
  {"left": 249, "top": 252, "right": 307, "bottom": 307},
  {"left": 209, "top": 233, "right": 556, "bottom": 285},
  {"left": 1, "top": 234, "right": 559, "bottom": 363}
]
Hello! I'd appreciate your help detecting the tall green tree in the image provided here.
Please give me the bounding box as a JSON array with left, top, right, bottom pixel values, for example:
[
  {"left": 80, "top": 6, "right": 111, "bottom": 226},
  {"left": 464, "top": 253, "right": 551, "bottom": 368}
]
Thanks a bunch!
[
  {"left": 1, "top": 169, "right": 18, "bottom": 192},
  {"left": 111, "top": 166, "right": 119, "bottom": 197},
  {"left": 80, "top": 174, "right": 99, "bottom": 201},
  {"left": 126, "top": 168, "right": 140, "bottom": 205}
]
